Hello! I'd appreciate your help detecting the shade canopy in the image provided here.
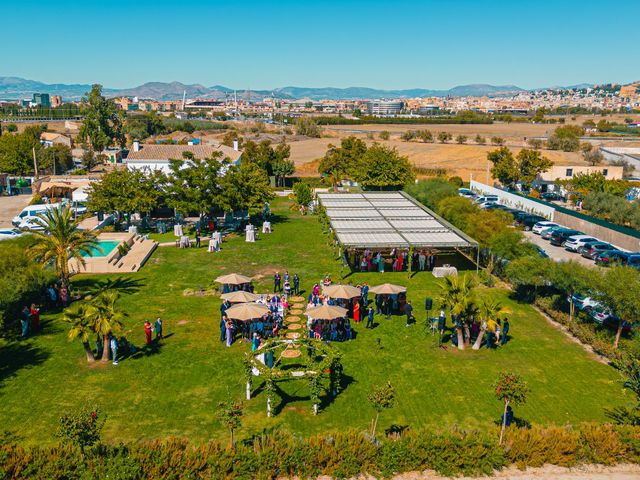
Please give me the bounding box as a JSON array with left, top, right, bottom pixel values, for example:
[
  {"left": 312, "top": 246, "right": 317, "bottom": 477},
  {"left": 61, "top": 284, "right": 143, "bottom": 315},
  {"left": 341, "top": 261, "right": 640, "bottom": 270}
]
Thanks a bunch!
[
  {"left": 368, "top": 283, "right": 407, "bottom": 295},
  {"left": 215, "top": 273, "right": 252, "bottom": 285},
  {"left": 323, "top": 284, "right": 361, "bottom": 299},
  {"left": 221, "top": 291, "right": 260, "bottom": 303},
  {"left": 225, "top": 302, "right": 270, "bottom": 321},
  {"left": 305, "top": 304, "right": 349, "bottom": 320}
]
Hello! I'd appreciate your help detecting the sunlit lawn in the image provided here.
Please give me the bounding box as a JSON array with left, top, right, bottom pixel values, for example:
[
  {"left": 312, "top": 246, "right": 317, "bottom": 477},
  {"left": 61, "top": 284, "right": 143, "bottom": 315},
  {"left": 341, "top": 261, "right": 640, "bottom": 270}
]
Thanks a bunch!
[{"left": 0, "top": 197, "right": 629, "bottom": 445}]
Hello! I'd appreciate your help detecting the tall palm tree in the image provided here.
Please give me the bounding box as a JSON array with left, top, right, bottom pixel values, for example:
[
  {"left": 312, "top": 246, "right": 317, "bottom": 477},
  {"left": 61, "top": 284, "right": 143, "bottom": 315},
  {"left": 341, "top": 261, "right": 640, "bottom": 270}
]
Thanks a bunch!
[
  {"left": 29, "top": 205, "right": 101, "bottom": 289},
  {"left": 438, "top": 274, "right": 476, "bottom": 350},
  {"left": 63, "top": 303, "right": 97, "bottom": 363},
  {"left": 473, "top": 298, "right": 512, "bottom": 350},
  {"left": 90, "top": 290, "right": 126, "bottom": 362}
]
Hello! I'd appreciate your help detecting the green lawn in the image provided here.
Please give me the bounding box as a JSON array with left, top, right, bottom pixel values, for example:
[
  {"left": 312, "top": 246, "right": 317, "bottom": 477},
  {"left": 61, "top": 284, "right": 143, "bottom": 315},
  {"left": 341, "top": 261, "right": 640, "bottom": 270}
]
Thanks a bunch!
[{"left": 0, "top": 198, "right": 630, "bottom": 445}]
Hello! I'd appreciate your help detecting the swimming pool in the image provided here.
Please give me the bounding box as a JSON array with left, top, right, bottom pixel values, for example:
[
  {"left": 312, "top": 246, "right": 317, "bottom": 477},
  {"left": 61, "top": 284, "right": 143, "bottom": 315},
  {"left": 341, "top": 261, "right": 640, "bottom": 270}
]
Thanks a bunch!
[{"left": 82, "top": 240, "right": 121, "bottom": 257}]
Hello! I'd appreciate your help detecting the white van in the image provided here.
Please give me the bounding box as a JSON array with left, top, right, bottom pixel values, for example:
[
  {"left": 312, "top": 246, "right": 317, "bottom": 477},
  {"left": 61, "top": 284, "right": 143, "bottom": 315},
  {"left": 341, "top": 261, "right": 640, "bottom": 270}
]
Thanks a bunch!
[{"left": 12, "top": 203, "right": 64, "bottom": 230}]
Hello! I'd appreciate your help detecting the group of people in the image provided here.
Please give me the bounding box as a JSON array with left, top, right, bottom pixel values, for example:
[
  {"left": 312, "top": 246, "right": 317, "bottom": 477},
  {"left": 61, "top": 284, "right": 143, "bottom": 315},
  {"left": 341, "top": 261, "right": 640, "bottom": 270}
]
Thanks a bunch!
[
  {"left": 18, "top": 283, "right": 71, "bottom": 338},
  {"left": 350, "top": 249, "right": 439, "bottom": 273},
  {"left": 441, "top": 310, "right": 511, "bottom": 349},
  {"left": 19, "top": 304, "right": 41, "bottom": 338},
  {"left": 273, "top": 271, "right": 300, "bottom": 296},
  {"left": 219, "top": 295, "right": 287, "bottom": 348}
]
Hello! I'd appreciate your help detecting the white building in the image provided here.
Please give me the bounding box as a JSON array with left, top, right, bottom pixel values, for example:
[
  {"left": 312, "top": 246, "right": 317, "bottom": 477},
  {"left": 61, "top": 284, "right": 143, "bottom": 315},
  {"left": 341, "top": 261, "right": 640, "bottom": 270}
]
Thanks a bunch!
[{"left": 124, "top": 142, "right": 242, "bottom": 174}]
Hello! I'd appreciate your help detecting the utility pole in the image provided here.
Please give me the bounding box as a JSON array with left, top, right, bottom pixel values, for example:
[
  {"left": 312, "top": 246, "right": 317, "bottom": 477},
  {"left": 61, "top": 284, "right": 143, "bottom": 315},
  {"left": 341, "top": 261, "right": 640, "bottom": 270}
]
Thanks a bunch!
[{"left": 32, "top": 147, "right": 39, "bottom": 179}]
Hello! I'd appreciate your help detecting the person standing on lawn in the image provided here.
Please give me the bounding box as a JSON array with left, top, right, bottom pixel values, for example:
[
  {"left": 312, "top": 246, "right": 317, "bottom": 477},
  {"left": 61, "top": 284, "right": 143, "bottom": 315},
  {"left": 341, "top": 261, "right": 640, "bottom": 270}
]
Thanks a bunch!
[
  {"left": 353, "top": 300, "right": 361, "bottom": 323},
  {"left": 144, "top": 320, "right": 153, "bottom": 345},
  {"left": 404, "top": 300, "right": 413, "bottom": 327},
  {"left": 30, "top": 304, "right": 40, "bottom": 331},
  {"left": 366, "top": 306, "right": 374, "bottom": 329},
  {"left": 154, "top": 317, "right": 163, "bottom": 340},
  {"left": 225, "top": 318, "right": 233, "bottom": 347},
  {"left": 219, "top": 316, "right": 226, "bottom": 343},
  {"left": 273, "top": 272, "right": 281, "bottom": 293},
  {"left": 293, "top": 274, "right": 300, "bottom": 295},
  {"left": 501, "top": 318, "right": 510, "bottom": 345},
  {"left": 20, "top": 306, "right": 30, "bottom": 338},
  {"left": 361, "top": 282, "right": 369, "bottom": 306},
  {"left": 220, "top": 299, "right": 230, "bottom": 319},
  {"left": 195, "top": 229, "right": 201, "bottom": 248}
]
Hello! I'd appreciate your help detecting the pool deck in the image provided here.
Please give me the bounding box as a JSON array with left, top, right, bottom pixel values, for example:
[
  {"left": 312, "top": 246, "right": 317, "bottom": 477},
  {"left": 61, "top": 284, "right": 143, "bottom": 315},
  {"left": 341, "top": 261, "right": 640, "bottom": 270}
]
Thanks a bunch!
[{"left": 70, "top": 232, "right": 158, "bottom": 274}]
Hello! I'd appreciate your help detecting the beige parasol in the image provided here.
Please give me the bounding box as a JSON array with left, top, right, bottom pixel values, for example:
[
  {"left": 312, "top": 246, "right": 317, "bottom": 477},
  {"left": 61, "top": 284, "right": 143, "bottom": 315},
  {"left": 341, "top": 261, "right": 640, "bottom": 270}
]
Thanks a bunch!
[
  {"left": 215, "top": 273, "right": 252, "bottom": 285},
  {"left": 221, "top": 291, "right": 260, "bottom": 303},
  {"left": 368, "top": 283, "right": 407, "bottom": 295},
  {"left": 224, "top": 302, "right": 270, "bottom": 321},
  {"left": 305, "top": 304, "right": 348, "bottom": 320},
  {"left": 323, "top": 284, "right": 361, "bottom": 299}
]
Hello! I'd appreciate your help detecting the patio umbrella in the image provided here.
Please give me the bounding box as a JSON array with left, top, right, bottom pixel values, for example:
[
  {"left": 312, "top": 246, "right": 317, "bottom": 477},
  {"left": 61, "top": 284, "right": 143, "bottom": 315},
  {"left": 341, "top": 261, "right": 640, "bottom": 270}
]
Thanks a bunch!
[
  {"left": 323, "top": 284, "right": 361, "bottom": 299},
  {"left": 305, "top": 304, "right": 348, "bottom": 320},
  {"left": 368, "top": 283, "right": 407, "bottom": 295},
  {"left": 224, "top": 302, "right": 270, "bottom": 321},
  {"left": 215, "top": 273, "right": 252, "bottom": 285},
  {"left": 221, "top": 291, "right": 260, "bottom": 303}
]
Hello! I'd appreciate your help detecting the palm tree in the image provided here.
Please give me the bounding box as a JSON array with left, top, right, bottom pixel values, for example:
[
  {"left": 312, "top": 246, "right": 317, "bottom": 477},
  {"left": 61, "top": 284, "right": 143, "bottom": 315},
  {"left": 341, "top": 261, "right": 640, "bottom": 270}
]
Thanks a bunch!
[
  {"left": 438, "top": 274, "right": 476, "bottom": 350},
  {"left": 63, "top": 303, "right": 97, "bottom": 363},
  {"left": 29, "top": 205, "right": 101, "bottom": 289},
  {"left": 90, "top": 290, "right": 126, "bottom": 362},
  {"left": 473, "top": 298, "right": 512, "bottom": 350}
]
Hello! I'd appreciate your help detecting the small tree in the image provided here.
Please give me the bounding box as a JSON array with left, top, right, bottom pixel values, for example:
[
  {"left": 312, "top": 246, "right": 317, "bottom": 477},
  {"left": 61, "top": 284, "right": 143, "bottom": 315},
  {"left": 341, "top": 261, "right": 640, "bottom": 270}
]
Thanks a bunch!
[
  {"left": 367, "top": 381, "right": 395, "bottom": 437},
  {"left": 584, "top": 150, "right": 604, "bottom": 166},
  {"left": 293, "top": 182, "right": 313, "bottom": 212},
  {"left": 56, "top": 405, "right": 105, "bottom": 453},
  {"left": 295, "top": 117, "right": 322, "bottom": 137},
  {"left": 437, "top": 131, "right": 452, "bottom": 143},
  {"left": 494, "top": 372, "right": 528, "bottom": 444},
  {"left": 491, "top": 136, "right": 505, "bottom": 146},
  {"left": 379, "top": 130, "right": 390, "bottom": 140},
  {"left": 475, "top": 134, "right": 486, "bottom": 145},
  {"left": 456, "top": 135, "right": 468, "bottom": 144},
  {"left": 216, "top": 399, "right": 244, "bottom": 449},
  {"left": 597, "top": 266, "right": 640, "bottom": 349}
]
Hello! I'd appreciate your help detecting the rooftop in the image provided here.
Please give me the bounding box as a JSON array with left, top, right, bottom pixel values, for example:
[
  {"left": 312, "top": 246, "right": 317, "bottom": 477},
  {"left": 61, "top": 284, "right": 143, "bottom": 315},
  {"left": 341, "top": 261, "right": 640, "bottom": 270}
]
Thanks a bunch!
[
  {"left": 317, "top": 191, "right": 477, "bottom": 249},
  {"left": 126, "top": 143, "right": 242, "bottom": 162}
]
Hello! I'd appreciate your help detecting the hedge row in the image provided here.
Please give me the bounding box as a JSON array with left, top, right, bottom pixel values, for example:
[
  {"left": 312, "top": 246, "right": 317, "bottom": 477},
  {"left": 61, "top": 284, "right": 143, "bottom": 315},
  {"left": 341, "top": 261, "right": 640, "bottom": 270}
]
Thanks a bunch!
[
  {"left": 534, "top": 296, "right": 631, "bottom": 363},
  {"left": 1, "top": 424, "right": 639, "bottom": 479}
]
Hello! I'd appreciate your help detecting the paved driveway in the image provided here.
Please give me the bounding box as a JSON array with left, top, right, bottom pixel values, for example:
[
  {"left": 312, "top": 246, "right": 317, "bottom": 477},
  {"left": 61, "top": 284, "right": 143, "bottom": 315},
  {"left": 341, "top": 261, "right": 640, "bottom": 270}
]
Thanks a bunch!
[
  {"left": 0, "top": 195, "right": 32, "bottom": 228},
  {"left": 524, "top": 231, "right": 597, "bottom": 267}
]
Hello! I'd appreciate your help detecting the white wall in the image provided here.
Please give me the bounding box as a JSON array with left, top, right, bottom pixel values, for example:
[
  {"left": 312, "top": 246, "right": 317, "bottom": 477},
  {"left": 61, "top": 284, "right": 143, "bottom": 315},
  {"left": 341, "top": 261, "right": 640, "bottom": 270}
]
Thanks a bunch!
[{"left": 470, "top": 180, "right": 555, "bottom": 220}]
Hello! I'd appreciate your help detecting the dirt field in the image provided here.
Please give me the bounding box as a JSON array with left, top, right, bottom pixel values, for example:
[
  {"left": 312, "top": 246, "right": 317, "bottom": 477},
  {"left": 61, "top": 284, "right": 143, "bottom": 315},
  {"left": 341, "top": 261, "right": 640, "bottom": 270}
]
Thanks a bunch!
[{"left": 289, "top": 136, "right": 584, "bottom": 181}]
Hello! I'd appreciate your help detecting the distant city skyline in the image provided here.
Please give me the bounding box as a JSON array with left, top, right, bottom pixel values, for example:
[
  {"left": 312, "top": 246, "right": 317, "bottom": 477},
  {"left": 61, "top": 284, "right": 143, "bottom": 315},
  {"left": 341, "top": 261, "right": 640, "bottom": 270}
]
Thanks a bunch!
[{"left": 4, "top": 0, "right": 639, "bottom": 90}]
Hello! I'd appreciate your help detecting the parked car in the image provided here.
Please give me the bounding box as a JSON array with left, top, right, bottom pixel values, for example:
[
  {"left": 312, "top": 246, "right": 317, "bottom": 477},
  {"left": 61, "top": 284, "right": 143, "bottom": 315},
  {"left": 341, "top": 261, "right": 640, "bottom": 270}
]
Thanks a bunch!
[
  {"left": 535, "top": 245, "right": 549, "bottom": 258},
  {"left": 458, "top": 188, "right": 476, "bottom": 199},
  {"left": 479, "top": 201, "right": 500, "bottom": 209},
  {"left": 532, "top": 221, "right": 559, "bottom": 235},
  {"left": 599, "top": 252, "right": 640, "bottom": 269},
  {"left": 570, "top": 293, "right": 601, "bottom": 312},
  {"left": 580, "top": 242, "right": 614, "bottom": 259},
  {"left": 541, "top": 225, "right": 567, "bottom": 240},
  {"left": 564, "top": 235, "right": 599, "bottom": 252},
  {"left": 589, "top": 306, "right": 631, "bottom": 334},
  {"left": 550, "top": 229, "right": 583, "bottom": 246},
  {"left": 594, "top": 250, "right": 628, "bottom": 266},
  {"left": 474, "top": 195, "right": 499, "bottom": 205},
  {"left": 518, "top": 215, "right": 547, "bottom": 231},
  {"left": 0, "top": 228, "right": 25, "bottom": 241},
  {"left": 541, "top": 191, "right": 564, "bottom": 201}
]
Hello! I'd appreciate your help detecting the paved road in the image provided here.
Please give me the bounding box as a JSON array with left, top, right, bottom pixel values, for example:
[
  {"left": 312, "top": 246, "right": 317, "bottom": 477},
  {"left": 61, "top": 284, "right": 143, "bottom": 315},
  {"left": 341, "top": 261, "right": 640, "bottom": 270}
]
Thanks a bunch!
[
  {"left": 524, "top": 231, "right": 596, "bottom": 267},
  {"left": 0, "top": 195, "right": 32, "bottom": 228}
]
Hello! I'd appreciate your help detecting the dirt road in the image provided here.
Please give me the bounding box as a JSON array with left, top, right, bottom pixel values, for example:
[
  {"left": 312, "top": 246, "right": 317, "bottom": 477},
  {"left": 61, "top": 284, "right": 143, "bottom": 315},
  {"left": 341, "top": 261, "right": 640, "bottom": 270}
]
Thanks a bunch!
[{"left": 0, "top": 195, "right": 31, "bottom": 228}]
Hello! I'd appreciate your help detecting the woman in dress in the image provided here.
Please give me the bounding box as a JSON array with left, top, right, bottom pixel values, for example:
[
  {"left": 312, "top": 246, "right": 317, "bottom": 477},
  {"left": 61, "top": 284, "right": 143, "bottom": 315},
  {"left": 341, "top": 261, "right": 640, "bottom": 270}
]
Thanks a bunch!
[
  {"left": 225, "top": 318, "right": 233, "bottom": 347},
  {"left": 353, "top": 300, "right": 361, "bottom": 323},
  {"left": 30, "top": 304, "right": 40, "bottom": 331},
  {"left": 144, "top": 320, "right": 153, "bottom": 345}
]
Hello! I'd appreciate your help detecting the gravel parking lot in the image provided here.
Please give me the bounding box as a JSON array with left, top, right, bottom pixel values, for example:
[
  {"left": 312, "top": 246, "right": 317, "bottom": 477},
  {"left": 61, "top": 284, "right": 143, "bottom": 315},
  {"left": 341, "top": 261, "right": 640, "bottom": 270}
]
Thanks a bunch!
[
  {"left": 0, "top": 194, "right": 32, "bottom": 228},
  {"left": 524, "top": 231, "right": 597, "bottom": 267}
]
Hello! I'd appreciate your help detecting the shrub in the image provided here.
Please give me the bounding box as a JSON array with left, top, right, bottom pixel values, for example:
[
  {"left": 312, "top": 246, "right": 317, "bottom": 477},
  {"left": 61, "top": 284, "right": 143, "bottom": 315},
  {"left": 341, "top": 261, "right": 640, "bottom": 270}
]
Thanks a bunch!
[{"left": 56, "top": 406, "right": 105, "bottom": 451}]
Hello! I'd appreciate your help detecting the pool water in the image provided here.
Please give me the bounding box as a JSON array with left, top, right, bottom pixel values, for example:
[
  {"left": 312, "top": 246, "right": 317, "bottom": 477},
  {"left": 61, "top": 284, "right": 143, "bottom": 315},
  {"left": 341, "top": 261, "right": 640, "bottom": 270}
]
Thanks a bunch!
[{"left": 82, "top": 240, "right": 121, "bottom": 257}]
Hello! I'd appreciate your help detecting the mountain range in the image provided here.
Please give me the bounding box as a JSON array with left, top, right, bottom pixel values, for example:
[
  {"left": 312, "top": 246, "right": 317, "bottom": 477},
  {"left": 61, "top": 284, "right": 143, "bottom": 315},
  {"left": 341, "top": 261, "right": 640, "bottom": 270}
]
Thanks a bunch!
[{"left": 0, "top": 76, "right": 572, "bottom": 102}]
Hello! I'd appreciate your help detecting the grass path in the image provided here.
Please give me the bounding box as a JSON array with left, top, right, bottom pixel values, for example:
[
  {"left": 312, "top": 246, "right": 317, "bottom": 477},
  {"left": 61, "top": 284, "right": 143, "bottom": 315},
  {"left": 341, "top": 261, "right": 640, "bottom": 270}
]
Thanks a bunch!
[{"left": 0, "top": 198, "right": 629, "bottom": 445}]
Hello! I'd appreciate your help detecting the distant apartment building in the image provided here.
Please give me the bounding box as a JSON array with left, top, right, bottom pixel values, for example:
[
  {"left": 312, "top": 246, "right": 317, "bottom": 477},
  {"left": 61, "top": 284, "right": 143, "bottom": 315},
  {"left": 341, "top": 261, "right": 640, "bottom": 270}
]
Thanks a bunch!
[
  {"left": 50, "top": 95, "right": 62, "bottom": 107},
  {"left": 366, "top": 100, "right": 404, "bottom": 115},
  {"left": 32, "top": 93, "right": 51, "bottom": 107}
]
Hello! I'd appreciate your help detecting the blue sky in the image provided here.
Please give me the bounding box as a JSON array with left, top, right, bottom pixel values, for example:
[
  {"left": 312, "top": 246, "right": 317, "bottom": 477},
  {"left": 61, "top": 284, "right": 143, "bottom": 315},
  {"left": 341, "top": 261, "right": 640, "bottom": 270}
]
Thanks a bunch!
[{"left": 4, "top": 0, "right": 639, "bottom": 89}]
